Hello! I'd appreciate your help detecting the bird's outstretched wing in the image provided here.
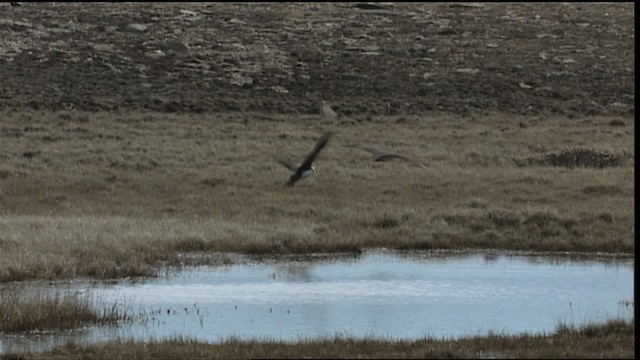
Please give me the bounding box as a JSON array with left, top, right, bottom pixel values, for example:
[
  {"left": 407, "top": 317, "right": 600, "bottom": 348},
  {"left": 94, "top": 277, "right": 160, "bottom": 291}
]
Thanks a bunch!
[
  {"left": 270, "top": 154, "right": 298, "bottom": 172},
  {"left": 346, "top": 144, "right": 388, "bottom": 159},
  {"left": 252, "top": 141, "right": 297, "bottom": 172},
  {"left": 347, "top": 144, "right": 428, "bottom": 170},
  {"left": 298, "top": 132, "right": 332, "bottom": 172},
  {"left": 285, "top": 172, "right": 302, "bottom": 186},
  {"left": 286, "top": 132, "right": 332, "bottom": 186}
]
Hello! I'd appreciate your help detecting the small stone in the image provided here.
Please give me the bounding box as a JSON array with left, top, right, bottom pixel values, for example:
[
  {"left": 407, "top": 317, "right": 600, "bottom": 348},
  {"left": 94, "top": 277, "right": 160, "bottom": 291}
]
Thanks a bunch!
[
  {"left": 455, "top": 68, "right": 480, "bottom": 75},
  {"left": 228, "top": 18, "right": 246, "bottom": 25},
  {"left": 163, "top": 40, "right": 190, "bottom": 57},
  {"left": 320, "top": 100, "right": 337, "bottom": 118},
  {"left": 354, "top": 2, "right": 394, "bottom": 10},
  {"left": 125, "top": 23, "right": 147, "bottom": 33}
]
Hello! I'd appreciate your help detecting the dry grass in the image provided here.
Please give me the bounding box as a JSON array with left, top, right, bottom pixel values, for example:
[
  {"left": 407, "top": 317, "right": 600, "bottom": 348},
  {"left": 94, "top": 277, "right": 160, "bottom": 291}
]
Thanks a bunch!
[
  {"left": 0, "top": 110, "right": 634, "bottom": 282},
  {"left": 6, "top": 318, "right": 633, "bottom": 359},
  {"left": 0, "top": 288, "right": 127, "bottom": 333},
  {"left": 516, "top": 147, "right": 630, "bottom": 168}
]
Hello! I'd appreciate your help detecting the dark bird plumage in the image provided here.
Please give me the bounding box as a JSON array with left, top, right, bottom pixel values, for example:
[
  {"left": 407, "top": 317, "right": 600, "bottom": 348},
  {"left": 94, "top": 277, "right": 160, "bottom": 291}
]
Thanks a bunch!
[
  {"left": 345, "top": 144, "right": 428, "bottom": 170},
  {"left": 271, "top": 132, "right": 332, "bottom": 186}
]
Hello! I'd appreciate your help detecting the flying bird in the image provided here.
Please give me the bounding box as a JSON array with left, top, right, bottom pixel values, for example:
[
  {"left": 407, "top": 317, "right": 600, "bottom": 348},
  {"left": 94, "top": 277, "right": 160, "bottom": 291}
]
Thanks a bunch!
[
  {"left": 271, "top": 132, "right": 332, "bottom": 186},
  {"left": 345, "top": 144, "right": 428, "bottom": 170}
]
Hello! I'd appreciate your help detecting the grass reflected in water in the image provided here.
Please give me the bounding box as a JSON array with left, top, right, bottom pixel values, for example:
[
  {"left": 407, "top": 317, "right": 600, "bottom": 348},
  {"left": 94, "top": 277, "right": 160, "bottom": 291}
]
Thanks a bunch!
[{"left": 7, "top": 318, "right": 634, "bottom": 359}]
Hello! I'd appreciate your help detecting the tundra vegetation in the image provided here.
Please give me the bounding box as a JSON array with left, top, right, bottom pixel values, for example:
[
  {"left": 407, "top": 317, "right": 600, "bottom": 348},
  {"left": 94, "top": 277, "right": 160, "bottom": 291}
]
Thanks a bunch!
[
  {"left": 0, "top": 111, "right": 633, "bottom": 283},
  {"left": 0, "top": 1, "right": 634, "bottom": 358},
  {"left": 0, "top": 111, "right": 633, "bottom": 358}
]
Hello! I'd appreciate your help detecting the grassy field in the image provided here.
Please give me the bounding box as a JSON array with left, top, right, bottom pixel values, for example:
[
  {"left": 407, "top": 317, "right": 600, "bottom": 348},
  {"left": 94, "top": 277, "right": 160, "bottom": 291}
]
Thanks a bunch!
[
  {"left": 0, "top": 110, "right": 634, "bottom": 358},
  {"left": 0, "top": 110, "right": 634, "bottom": 282}
]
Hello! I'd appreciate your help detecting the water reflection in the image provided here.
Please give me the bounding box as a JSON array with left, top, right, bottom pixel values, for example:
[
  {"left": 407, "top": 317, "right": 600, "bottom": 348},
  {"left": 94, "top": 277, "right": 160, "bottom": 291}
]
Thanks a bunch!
[{"left": 0, "top": 250, "right": 634, "bottom": 354}]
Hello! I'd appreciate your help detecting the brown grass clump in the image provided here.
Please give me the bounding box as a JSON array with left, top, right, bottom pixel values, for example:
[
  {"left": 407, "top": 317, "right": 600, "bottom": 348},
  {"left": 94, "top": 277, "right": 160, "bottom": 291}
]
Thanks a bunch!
[
  {"left": 373, "top": 212, "right": 410, "bottom": 229},
  {"left": 518, "top": 147, "right": 629, "bottom": 168},
  {"left": 580, "top": 184, "right": 624, "bottom": 196},
  {"left": 608, "top": 118, "right": 626, "bottom": 127},
  {"left": 0, "top": 288, "right": 127, "bottom": 333}
]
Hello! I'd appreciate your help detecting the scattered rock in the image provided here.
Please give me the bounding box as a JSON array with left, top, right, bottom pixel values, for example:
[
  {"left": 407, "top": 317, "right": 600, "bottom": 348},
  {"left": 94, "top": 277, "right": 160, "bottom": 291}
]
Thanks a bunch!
[
  {"left": 449, "top": 3, "right": 484, "bottom": 8},
  {"left": 608, "top": 102, "right": 633, "bottom": 113},
  {"left": 354, "top": 3, "right": 394, "bottom": 10},
  {"left": 539, "top": 51, "right": 549, "bottom": 60},
  {"left": 230, "top": 73, "right": 253, "bottom": 87},
  {"left": 271, "top": 86, "right": 289, "bottom": 94},
  {"left": 178, "top": 9, "right": 200, "bottom": 21},
  {"left": 437, "top": 28, "right": 458, "bottom": 36},
  {"left": 0, "top": 2, "right": 633, "bottom": 116},
  {"left": 455, "top": 68, "right": 480, "bottom": 75},
  {"left": 146, "top": 49, "right": 165, "bottom": 59},
  {"left": 124, "top": 23, "right": 147, "bottom": 33},
  {"left": 163, "top": 40, "right": 191, "bottom": 57},
  {"left": 320, "top": 100, "right": 338, "bottom": 118},
  {"left": 228, "top": 18, "right": 246, "bottom": 25},
  {"left": 345, "top": 45, "right": 381, "bottom": 53}
]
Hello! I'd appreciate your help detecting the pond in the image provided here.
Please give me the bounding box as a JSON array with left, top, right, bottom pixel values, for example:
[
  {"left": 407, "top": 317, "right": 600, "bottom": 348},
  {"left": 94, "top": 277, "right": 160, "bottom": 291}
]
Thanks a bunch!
[{"left": 0, "top": 250, "right": 634, "bottom": 354}]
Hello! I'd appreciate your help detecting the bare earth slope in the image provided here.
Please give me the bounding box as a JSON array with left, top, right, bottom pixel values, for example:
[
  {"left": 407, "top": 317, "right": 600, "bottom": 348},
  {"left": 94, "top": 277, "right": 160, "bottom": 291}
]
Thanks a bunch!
[{"left": 0, "top": 2, "right": 634, "bottom": 116}]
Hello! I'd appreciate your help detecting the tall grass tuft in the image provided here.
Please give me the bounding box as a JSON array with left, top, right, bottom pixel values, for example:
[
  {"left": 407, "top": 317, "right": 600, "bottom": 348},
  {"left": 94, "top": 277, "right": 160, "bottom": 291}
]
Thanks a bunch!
[{"left": 0, "top": 288, "right": 128, "bottom": 333}]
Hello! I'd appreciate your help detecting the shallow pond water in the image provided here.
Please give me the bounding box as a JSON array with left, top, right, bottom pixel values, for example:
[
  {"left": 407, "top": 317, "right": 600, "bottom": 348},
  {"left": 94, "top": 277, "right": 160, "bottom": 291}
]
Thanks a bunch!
[{"left": 0, "top": 250, "right": 634, "bottom": 354}]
